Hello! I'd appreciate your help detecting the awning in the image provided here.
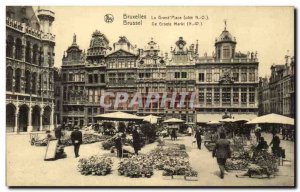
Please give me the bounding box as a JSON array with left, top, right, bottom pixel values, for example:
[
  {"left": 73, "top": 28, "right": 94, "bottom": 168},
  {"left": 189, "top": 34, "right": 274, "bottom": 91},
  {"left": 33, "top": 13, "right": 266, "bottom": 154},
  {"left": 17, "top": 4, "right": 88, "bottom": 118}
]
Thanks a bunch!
[
  {"left": 197, "top": 114, "right": 223, "bottom": 123},
  {"left": 247, "top": 113, "right": 294, "bottom": 125},
  {"left": 94, "top": 111, "right": 144, "bottom": 121},
  {"left": 197, "top": 113, "right": 258, "bottom": 123}
]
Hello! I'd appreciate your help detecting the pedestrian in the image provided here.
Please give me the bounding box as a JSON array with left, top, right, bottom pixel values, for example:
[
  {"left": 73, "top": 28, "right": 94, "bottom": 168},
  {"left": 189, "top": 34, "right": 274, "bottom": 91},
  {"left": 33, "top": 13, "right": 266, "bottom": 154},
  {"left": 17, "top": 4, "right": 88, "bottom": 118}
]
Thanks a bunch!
[
  {"left": 132, "top": 127, "right": 141, "bottom": 155},
  {"left": 54, "top": 125, "right": 62, "bottom": 144},
  {"left": 212, "top": 132, "right": 231, "bottom": 179},
  {"left": 282, "top": 126, "right": 286, "bottom": 140},
  {"left": 171, "top": 129, "right": 177, "bottom": 141},
  {"left": 187, "top": 126, "right": 193, "bottom": 136},
  {"left": 254, "top": 126, "right": 261, "bottom": 143},
  {"left": 269, "top": 132, "right": 281, "bottom": 157},
  {"left": 256, "top": 137, "right": 268, "bottom": 151},
  {"left": 194, "top": 127, "right": 202, "bottom": 150},
  {"left": 70, "top": 127, "right": 82, "bottom": 158},
  {"left": 115, "top": 133, "right": 123, "bottom": 158}
]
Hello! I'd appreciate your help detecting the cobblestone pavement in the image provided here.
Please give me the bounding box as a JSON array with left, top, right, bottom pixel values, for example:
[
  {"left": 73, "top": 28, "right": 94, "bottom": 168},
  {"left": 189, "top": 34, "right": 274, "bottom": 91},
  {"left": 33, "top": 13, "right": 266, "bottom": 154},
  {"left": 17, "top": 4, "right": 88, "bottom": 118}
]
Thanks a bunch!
[{"left": 6, "top": 132, "right": 294, "bottom": 186}]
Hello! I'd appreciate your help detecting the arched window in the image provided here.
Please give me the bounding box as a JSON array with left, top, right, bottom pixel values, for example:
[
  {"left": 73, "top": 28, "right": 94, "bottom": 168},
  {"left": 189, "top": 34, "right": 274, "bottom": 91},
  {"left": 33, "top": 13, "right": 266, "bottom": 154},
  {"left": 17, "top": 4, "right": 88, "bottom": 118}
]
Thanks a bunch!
[
  {"left": 25, "top": 70, "right": 31, "bottom": 94},
  {"left": 15, "top": 38, "right": 22, "bottom": 60},
  {"left": 6, "top": 36, "right": 14, "bottom": 58},
  {"left": 43, "top": 72, "right": 48, "bottom": 90},
  {"left": 6, "top": 67, "right": 13, "bottom": 91},
  {"left": 38, "top": 74, "right": 42, "bottom": 95},
  {"left": 32, "top": 44, "right": 39, "bottom": 65},
  {"left": 15, "top": 68, "right": 21, "bottom": 92},
  {"left": 25, "top": 41, "right": 31, "bottom": 63},
  {"left": 32, "top": 73, "right": 37, "bottom": 94}
]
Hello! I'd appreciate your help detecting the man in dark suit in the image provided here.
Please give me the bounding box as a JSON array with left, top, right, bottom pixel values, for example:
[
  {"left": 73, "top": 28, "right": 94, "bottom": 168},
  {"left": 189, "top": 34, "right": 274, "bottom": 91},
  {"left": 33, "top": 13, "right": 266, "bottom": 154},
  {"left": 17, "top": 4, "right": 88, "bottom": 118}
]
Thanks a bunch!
[
  {"left": 70, "top": 127, "right": 82, "bottom": 158},
  {"left": 213, "top": 132, "right": 231, "bottom": 179},
  {"left": 194, "top": 127, "right": 203, "bottom": 149}
]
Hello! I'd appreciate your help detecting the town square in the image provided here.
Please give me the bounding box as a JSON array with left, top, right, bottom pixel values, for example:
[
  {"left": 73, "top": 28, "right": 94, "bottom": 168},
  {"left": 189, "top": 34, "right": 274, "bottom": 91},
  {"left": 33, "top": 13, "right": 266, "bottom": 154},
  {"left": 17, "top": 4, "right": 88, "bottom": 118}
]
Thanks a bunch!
[{"left": 5, "top": 6, "right": 295, "bottom": 187}]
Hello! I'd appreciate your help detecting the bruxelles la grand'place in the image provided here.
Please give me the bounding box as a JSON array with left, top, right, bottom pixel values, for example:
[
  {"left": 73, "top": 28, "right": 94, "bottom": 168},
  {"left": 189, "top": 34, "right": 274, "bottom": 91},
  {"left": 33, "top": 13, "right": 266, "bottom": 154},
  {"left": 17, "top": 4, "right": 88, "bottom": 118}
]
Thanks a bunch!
[{"left": 6, "top": 6, "right": 295, "bottom": 187}]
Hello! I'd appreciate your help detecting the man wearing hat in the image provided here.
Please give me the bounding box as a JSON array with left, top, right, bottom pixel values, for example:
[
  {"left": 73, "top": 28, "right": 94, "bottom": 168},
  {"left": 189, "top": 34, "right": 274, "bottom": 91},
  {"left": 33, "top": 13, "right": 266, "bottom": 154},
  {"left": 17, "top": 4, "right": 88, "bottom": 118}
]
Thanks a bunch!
[{"left": 71, "top": 127, "right": 83, "bottom": 158}]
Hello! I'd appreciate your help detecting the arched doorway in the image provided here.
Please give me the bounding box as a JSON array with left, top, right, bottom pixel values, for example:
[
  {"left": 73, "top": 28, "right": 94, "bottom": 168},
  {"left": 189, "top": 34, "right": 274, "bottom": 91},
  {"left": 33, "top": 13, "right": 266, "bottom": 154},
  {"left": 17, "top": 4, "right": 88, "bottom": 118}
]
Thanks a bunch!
[
  {"left": 18, "top": 104, "right": 29, "bottom": 132},
  {"left": 43, "top": 106, "right": 51, "bottom": 131},
  {"left": 6, "top": 104, "right": 15, "bottom": 132},
  {"left": 32, "top": 105, "right": 41, "bottom": 131}
]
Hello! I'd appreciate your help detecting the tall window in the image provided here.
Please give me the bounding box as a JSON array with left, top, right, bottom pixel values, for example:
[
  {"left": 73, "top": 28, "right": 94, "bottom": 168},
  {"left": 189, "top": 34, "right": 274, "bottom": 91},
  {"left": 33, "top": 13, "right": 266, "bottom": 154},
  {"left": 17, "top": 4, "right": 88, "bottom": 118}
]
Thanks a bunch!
[
  {"left": 249, "top": 68, "right": 255, "bottom": 82},
  {"left": 6, "top": 67, "right": 13, "bottom": 91},
  {"left": 69, "top": 73, "right": 73, "bottom": 81},
  {"left": 217, "top": 47, "right": 221, "bottom": 59},
  {"left": 15, "top": 68, "right": 21, "bottom": 92},
  {"left": 181, "top": 72, "right": 187, "bottom": 78},
  {"left": 223, "top": 46, "right": 230, "bottom": 58},
  {"left": 88, "top": 74, "right": 93, "bottom": 83},
  {"left": 249, "top": 87, "right": 255, "bottom": 103},
  {"left": 214, "top": 88, "right": 220, "bottom": 104},
  {"left": 25, "top": 70, "right": 31, "bottom": 94},
  {"left": 232, "top": 68, "right": 239, "bottom": 82},
  {"left": 94, "top": 74, "right": 98, "bottom": 83},
  {"left": 198, "top": 88, "right": 205, "bottom": 104},
  {"left": 100, "top": 74, "right": 105, "bottom": 83},
  {"left": 206, "top": 69, "right": 212, "bottom": 82},
  {"left": 175, "top": 72, "right": 180, "bottom": 78},
  {"left": 241, "top": 87, "right": 247, "bottom": 104},
  {"left": 25, "top": 41, "right": 31, "bottom": 63},
  {"left": 214, "top": 69, "right": 220, "bottom": 82},
  {"left": 206, "top": 88, "right": 212, "bottom": 104},
  {"left": 15, "top": 38, "right": 22, "bottom": 60},
  {"left": 6, "top": 36, "right": 14, "bottom": 58},
  {"left": 198, "top": 73, "right": 205, "bottom": 82},
  {"left": 32, "top": 44, "right": 39, "bottom": 65},
  {"left": 222, "top": 87, "right": 231, "bottom": 105},
  {"left": 233, "top": 87, "right": 239, "bottom": 104},
  {"left": 241, "top": 68, "right": 247, "bottom": 82}
]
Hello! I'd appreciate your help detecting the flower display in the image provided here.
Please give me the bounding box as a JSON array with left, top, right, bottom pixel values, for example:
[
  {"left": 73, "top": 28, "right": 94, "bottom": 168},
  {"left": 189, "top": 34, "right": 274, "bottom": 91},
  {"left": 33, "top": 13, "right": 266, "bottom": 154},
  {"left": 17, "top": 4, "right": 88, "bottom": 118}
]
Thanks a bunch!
[
  {"left": 60, "top": 134, "right": 111, "bottom": 146},
  {"left": 118, "top": 155, "right": 154, "bottom": 178},
  {"left": 78, "top": 156, "right": 113, "bottom": 176}
]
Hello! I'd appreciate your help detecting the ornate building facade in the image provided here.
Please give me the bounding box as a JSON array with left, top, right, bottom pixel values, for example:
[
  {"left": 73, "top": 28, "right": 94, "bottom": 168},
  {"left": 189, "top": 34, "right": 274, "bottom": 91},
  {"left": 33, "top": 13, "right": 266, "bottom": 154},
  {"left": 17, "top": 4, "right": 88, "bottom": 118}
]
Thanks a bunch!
[
  {"left": 6, "top": 6, "right": 56, "bottom": 132},
  {"left": 195, "top": 26, "right": 259, "bottom": 123},
  {"left": 58, "top": 24, "right": 260, "bottom": 127},
  {"left": 106, "top": 36, "right": 139, "bottom": 113},
  {"left": 165, "top": 37, "right": 198, "bottom": 123},
  {"left": 258, "top": 55, "right": 295, "bottom": 118},
  {"left": 137, "top": 38, "right": 166, "bottom": 116},
  {"left": 60, "top": 34, "right": 86, "bottom": 127}
]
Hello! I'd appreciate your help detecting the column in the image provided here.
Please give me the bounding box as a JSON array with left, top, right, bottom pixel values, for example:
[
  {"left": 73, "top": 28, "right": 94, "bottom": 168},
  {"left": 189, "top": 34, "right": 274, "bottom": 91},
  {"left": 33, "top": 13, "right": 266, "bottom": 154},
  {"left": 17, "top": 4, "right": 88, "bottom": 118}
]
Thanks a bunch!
[
  {"left": 27, "top": 106, "right": 33, "bottom": 132},
  {"left": 14, "top": 107, "right": 19, "bottom": 133},
  {"left": 40, "top": 107, "right": 44, "bottom": 131},
  {"left": 12, "top": 43, "right": 16, "bottom": 59},
  {"left": 49, "top": 105, "right": 54, "bottom": 131},
  {"left": 29, "top": 44, "right": 33, "bottom": 63}
]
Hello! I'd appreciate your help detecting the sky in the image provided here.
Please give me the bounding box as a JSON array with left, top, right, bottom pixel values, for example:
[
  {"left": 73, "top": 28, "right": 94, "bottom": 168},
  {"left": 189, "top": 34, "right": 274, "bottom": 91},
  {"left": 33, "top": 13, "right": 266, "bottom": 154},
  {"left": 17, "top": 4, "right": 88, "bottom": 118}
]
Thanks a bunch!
[{"left": 37, "top": 6, "right": 294, "bottom": 77}]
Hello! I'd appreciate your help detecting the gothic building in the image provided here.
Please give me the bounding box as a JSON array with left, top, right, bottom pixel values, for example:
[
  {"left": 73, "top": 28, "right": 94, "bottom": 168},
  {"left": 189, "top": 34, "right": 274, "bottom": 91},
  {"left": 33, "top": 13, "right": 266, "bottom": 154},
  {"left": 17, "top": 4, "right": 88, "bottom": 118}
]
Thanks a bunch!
[{"left": 6, "top": 6, "right": 56, "bottom": 132}]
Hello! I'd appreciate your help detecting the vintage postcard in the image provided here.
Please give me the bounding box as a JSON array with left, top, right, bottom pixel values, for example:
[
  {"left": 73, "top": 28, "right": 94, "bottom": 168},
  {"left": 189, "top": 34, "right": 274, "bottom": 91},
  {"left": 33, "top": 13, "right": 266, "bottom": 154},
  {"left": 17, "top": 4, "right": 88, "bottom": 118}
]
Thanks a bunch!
[{"left": 6, "top": 6, "right": 295, "bottom": 187}]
